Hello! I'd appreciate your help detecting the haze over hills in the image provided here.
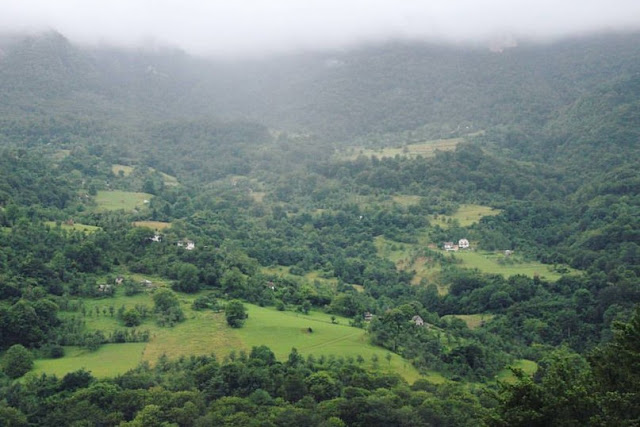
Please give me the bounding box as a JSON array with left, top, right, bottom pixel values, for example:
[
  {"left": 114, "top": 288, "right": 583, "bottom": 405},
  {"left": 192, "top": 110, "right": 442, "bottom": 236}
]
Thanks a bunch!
[
  {"left": 0, "top": 28, "right": 639, "bottom": 425},
  {"left": 2, "top": 31, "right": 640, "bottom": 142}
]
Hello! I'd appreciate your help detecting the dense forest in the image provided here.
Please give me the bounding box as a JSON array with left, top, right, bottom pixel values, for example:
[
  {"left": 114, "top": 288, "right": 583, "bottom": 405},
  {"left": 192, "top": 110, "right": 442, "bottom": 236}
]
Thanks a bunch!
[{"left": 0, "top": 31, "right": 639, "bottom": 425}]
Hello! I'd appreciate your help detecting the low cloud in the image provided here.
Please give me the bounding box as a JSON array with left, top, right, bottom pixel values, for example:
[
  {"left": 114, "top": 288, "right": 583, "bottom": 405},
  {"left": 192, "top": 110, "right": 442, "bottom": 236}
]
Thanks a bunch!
[{"left": 2, "top": 0, "right": 640, "bottom": 56}]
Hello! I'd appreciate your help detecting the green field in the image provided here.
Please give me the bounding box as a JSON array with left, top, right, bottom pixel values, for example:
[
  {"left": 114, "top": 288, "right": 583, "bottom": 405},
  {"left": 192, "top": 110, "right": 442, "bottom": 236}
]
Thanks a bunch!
[
  {"left": 132, "top": 220, "right": 172, "bottom": 230},
  {"left": 32, "top": 344, "right": 146, "bottom": 378},
  {"left": 45, "top": 221, "right": 101, "bottom": 233},
  {"left": 111, "top": 164, "right": 134, "bottom": 177},
  {"left": 112, "top": 164, "right": 178, "bottom": 186},
  {"left": 443, "top": 314, "right": 495, "bottom": 329},
  {"left": 432, "top": 204, "right": 501, "bottom": 228},
  {"left": 495, "top": 359, "right": 538, "bottom": 384},
  {"left": 453, "top": 251, "right": 569, "bottom": 280},
  {"left": 338, "top": 137, "right": 462, "bottom": 160},
  {"left": 391, "top": 195, "right": 422, "bottom": 206},
  {"left": 44, "top": 290, "right": 421, "bottom": 383},
  {"left": 94, "top": 190, "right": 153, "bottom": 212}
]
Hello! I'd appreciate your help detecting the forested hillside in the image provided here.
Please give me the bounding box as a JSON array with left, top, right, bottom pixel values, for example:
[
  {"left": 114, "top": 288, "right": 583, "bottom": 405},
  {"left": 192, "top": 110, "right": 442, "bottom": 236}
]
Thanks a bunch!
[{"left": 0, "top": 31, "right": 639, "bottom": 425}]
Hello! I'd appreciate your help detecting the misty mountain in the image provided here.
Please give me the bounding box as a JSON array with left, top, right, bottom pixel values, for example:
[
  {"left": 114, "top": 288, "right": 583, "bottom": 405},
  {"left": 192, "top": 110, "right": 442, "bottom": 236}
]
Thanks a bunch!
[{"left": 2, "top": 31, "right": 640, "bottom": 143}]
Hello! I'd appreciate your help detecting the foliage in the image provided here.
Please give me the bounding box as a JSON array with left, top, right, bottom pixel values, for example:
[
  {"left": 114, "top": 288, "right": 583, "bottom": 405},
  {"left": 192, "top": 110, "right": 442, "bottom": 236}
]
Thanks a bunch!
[
  {"left": 2, "top": 344, "right": 34, "bottom": 378},
  {"left": 225, "top": 300, "right": 247, "bottom": 328}
]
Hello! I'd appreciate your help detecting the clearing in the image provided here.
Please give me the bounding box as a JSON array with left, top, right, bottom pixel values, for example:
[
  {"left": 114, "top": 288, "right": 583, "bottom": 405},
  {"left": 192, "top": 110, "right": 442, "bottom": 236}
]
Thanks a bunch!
[
  {"left": 495, "top": 359, "right": 538, "bottom": 384},
  {"left": 94, "top": 190, "right": 152, "bottom": 212},
  {"left": 45, "top": 221, "right": 101, "bottom": 233},
  {"left": 453, "top": 251, "right": 570, "bottom": 281},
  {"left": 432, "top": 204, "right": 501, "bottom": 228},
  {"left": 338, "top": 137, "right": 462, "bottom": 160},
  {"left": 32, "top": 344, "right": 146, "bottom": 379},
  {"left": 442, "top": 314, "right": 495, "bottom": 329},
  {"left": 40, "top": 290, "right": 420, "bottom": 383},
  {"left": 132, "top": 221, "right": 172, "bottom": 230}
]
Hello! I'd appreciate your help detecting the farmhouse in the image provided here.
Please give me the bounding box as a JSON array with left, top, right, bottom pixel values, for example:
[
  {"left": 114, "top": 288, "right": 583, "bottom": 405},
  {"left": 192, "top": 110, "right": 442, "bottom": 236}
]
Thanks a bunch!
[
  {"left": 364, "top": 312, "right": 373, "bottom": 322},
  {"left": 97, "top": 284, "right": 112, "bottom": 293},
  {"left": 151, "top": 234, "right": 162, "bottom": 242},
  {"left": 412, "top": 315, "right": 425, "bottom": 326},
  {"left": 443, "top": 241, "right": 458, "bottom": 251},
  {"left": 177, "top": 240, "right": 195, "bottom": 250},
  {"left": 458, "top": 238, "right": 470, "bottom": 249}
]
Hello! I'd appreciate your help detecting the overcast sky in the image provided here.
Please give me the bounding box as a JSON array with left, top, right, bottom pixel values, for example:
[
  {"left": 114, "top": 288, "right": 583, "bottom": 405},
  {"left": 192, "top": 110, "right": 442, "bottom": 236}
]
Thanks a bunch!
[{"left": 2, "top": 0, "right": 640, "bottom": 56}]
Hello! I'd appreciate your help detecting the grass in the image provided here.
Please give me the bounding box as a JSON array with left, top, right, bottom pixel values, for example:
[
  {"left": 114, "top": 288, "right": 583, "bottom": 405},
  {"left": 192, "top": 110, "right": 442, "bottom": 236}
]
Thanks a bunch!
[
  {"left": 495, "top": 359, "right": 538, "bottom": 384},
  {"left": 94, "top": 190, "right": 153, "bottom": 212},
  {"left": 453, "top": 251, "right": 569, "bottom": 280},
  {"left": 45, "top": 221, "right": 101, "bottom": 233},
  {"left": 250, "top": 191, "right": 267, "bottom": 203},
  {"left": 261, "top": 266, "right": 338, "bottom": 287},
  {"left": 237, "top": 305, "right": 421, "bottom": 383},
  {"left": 112, "top": 164, "right": 179, "bottom": 186},
  {"left": 442, "top": 314, "right": 495, "bottom": 329},
  {"left": 391, "top": 195, "right": 422, "bottom": 207},
  {"left": 132, "top": 221, "right": 171, "bottom": 230},
  {"left": 338, "top": 137, "right": 462, "bottom": 160},
  {"left": 32, "top": 344, "right": 146, "bottom": 379},
  {"left": 432, "top": 204, "right": 501, "bottom": 228},
  {"left": 49, "top": 289, "right": 421, "bottom": 383},
  {"left": 158, "top": 171, "right": 179, "bottom": 187},
  {"left": 374, "top": 236, "right": 447, "bottom": 293},
  {"left": 112, "top": 164, "right": 134, "bottom": 177}
]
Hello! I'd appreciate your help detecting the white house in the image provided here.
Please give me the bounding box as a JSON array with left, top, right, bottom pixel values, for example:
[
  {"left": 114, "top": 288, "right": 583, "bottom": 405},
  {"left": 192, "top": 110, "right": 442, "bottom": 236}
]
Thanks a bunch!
[
  {"left": 151, "top": 234, "right": 162, "bottom": 242},
  {"left": 458, "top": 238, "right": 470, "bottom": 249},
  {"left": 443, "top": 242, "right": 458, "bottom": 251},
  {"left": 412, "top": 315, "right": 425, "bottom": 326},
  {"left": 177, "top": 239, "right": 195, "bottom": 250}
]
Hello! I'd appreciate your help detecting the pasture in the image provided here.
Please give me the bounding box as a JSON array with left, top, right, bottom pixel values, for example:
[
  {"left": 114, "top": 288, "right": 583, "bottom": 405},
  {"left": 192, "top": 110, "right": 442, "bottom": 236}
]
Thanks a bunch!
[
  {"left": 32, "top": 344, "right": 146, "bottom": 379},
  {"left": 432, "top": 204, "right": 501, "bottom": 228},
  {"left": 443, "top": 314, "right": 495, "bottom": 329},
  {"left": 45, "top": 221, "right": 101, "bottom": 233},
  {"left": 453, "top": 251, "right": 568, "bottom": 280},
  {"left": 338, "top": 137, "right": 462, "bottom": 160},
  {"left": 111, "top": 164, "right": 134, "bottom": 177},
  {"left": 43, "top": 289, "right": 421, "bottom": 383},
  {"left": 132, "top": 221, "right": 172, "bottom": 230},
  {"left": 94, "top": 190, "right": 152, "bottom": 212},
  {"left": 495, "top": 359, "right": 538, "bottom": 384}
]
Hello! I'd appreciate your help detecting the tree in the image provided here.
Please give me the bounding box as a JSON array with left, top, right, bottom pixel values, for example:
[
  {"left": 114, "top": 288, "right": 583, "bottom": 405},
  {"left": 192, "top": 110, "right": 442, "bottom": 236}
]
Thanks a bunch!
[
  {"left": 122, "top": 308, "right": 142, "bottom": 327},
  {"left": 2, "top": 344, "right": 34, "bottom": 378},
  {"left": 152, "top": 288, "right": 184, "bottom": 327},
  {"left": 225, "top": 300, "right": 247, "bottom": 328}
]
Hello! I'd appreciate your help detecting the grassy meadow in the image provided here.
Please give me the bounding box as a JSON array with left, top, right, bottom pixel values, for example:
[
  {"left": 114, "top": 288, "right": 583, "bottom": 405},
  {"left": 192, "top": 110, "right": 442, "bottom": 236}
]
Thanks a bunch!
[
  {"left": 40, "top": 289, "right": 421, "bottom": 383},
  {"left": 32, "top": 344, "right": 146, "bottom": 379},
  {"left": 432, "top": 204, "right": 501, "bottom": 228},
  {"left": 111, "top": 164, "right": 134, "bottom": 177},
  {"left": 453, "top": 251, "right": 568, "bottom": 281},
  {"left": 495, "top": 359, "right": 538, "bottom": 384},
  {"left": 94, "top": 190, "right": 152, "bottom": 212},
  {"left": 45, "top": 221, "right": 101, "bottom": 233},
  {"left": 338, "top": 137, "right": 462, "bottom": 160},
  {"left": 442, "top": 314, "right": 495, "bottom": 329},
  {"left": 132, "top": 220, "right": 172, "bottom": 230}
]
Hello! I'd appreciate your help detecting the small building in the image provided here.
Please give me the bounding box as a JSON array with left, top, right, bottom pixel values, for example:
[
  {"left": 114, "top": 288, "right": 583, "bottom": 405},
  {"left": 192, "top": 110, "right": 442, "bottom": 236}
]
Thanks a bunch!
[
  {"left": 458, "top": 238, "right": 470, "bottom": 249},
  {"left": 504, "top": 250, "right": 513, "bottom": 257},
  {"left": 115, "top": 277, "right": 124, "bottom": 285},
  {"left": 141, "top": 279, "right": 153, "bottom": 288},
  {"left": 177, "top": 239, "right": 195, "bottom": 250},
  {"left": 364, "top": 312, "right": 373, "bottom": 322},
  {"left": 97, "top": 284, "right": 112, "bottom": 293},
  {"left": 151, "top": 234, "right": 162, "bottom": 242},
  {"left": 443, "top": 242, "right": 459, "bottom": 251},
  {"left": 412, "top": 315, "right": 425, "bottom": 326},
  {"left": 266, "top": 281, "right": 275, "bottom": 290}
]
